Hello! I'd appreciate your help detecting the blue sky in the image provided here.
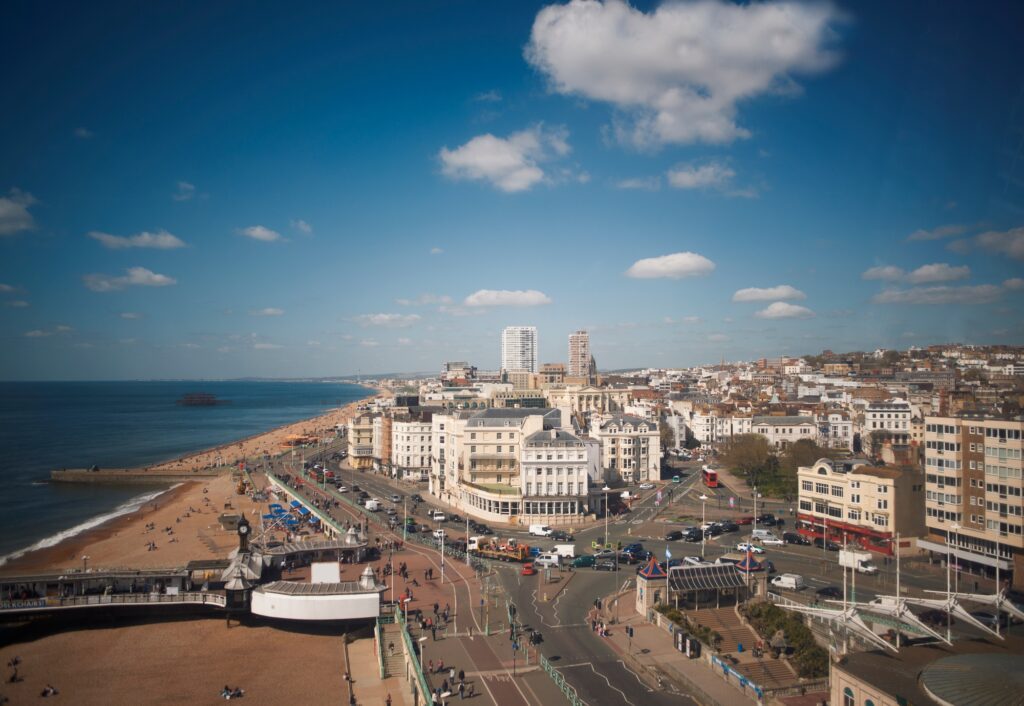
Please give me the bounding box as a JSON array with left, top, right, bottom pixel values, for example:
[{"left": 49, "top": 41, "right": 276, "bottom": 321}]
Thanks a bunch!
[{"left": 1, "top": 1, "right": 1022, "bottom": 380}]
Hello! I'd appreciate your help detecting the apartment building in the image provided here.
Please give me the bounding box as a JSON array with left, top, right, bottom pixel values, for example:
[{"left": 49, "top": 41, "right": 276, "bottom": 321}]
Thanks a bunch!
[
  {"left": 391, "top": 411, "right": 433, "bottom": 481},
  {"left": 864, "top": 400, "right": 912, "bottom": 445},
  {"left": 347, "top": 412, "right": 377, "bottom": 470},
  {"left": 820, "top": 410, "right": 855, "bottom": 450},
  {"left": 592, "top": 414, "right": 661, "bottom": 483},
  {"left": 918, "top": 415, "right": 1024, "bottom": 587},
  {"left": 501, "top": 326, "right": 538, "bottom": 373},
  {"left": 797, "top": 458, "right": 925, "bottom": 556},
  {"left": 568, "top": 330, "right": 593, "bottom": 380},
  {"left": 545, "top": 385, "right": 630, "bottom": 414},
  {"left": 539, "top": 363, "right": 566, "bottom": 385},
  {"left": 521, "top": 429, "right": 590, "bottom": 519},
  {"left": 751, "top": 415, "right": 817, "bottom": 448}
]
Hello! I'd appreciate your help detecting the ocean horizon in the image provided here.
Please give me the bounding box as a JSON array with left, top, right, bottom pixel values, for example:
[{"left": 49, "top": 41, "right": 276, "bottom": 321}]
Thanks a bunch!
[{"left": 0, "top": 380, "right": 370, "bottom": 562}]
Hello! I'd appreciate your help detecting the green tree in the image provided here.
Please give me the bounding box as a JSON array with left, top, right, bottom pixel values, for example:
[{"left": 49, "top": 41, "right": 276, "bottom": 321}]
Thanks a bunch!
[
  {"left": 780, "top": 439, "right": 833, "bottom": 475},
  {"left": 659, "top": 417, "right": 675, "bottom": 449},
  {"left": 722, "top": 434, "right": 773, "bottom": 478}
]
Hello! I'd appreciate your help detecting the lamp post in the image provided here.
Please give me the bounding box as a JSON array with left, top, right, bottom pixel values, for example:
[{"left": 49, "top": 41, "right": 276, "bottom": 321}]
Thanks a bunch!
[
  {"left": 699, "top": 494, "right": 708, "bottom": 558},
  {"left": 82, "top": 555, "right": 89, "bottom": 572},
  {"left": 418, "top": 635, "right": 428, "bottom": 677}
]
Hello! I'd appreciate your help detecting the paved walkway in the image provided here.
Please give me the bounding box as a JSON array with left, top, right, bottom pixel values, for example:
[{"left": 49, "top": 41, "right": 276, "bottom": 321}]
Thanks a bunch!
[
  {"left": 600, "top": 590, "right": 754, "bottom": 706},
  {"left": 348, "top": 637, "right": 413, "bottom": 706}
]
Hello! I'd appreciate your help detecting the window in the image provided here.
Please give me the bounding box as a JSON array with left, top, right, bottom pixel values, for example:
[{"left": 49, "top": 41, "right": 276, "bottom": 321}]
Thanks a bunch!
[
  {"left": 843, "top": 688, "right": 854, "bottom": 706},
  {"left": 801, "top": 480, "right": 813, "bottom": 491},
  {"left": 877, "top": 498, "right": 889, "bottom": 510}
]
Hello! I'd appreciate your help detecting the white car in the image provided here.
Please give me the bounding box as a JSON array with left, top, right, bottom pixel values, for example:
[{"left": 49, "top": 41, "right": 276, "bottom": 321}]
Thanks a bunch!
[
  {"left": 336, "top": 485, "right": 349, "bottom": 493},
  {"left": 432, "top": 529, "right": 446, "bottom": 540},
  {"left": 639, "top": 482, "right": 655, "bottom": 490},
  {"left": 735, "top": 542, "right": 765, "bottom": 554},
  {"left": 683, "top": 556, "right": 710, "bottom": 566},
  {"left": 761, "top": 536, "right": 785, "bottom": 546}
]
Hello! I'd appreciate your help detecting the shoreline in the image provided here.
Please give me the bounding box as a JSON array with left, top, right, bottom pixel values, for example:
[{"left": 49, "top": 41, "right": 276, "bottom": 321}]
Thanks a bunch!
[{"left": 1, "top": 386, "right": 383, "bottom": 575}]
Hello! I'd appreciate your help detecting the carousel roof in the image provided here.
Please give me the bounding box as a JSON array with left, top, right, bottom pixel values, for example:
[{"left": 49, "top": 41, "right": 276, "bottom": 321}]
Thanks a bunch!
[
  {"left": 638, "top": 556, "right": 667, "bottom": 579},
  {"left": 668, "top": 564, "right": 747, "bottom": 592}
]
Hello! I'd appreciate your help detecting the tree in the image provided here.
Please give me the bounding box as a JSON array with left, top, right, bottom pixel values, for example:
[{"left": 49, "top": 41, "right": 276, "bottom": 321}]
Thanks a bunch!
[
  {"left": 659, "top": 417, "right": 675, "bottom": 449},
  {"left": 779, "top": 439, "right": 833, "bottom": 475},
  {"left": 683, "top": 428, "right": 701, "bottom": 450},
  {"left": 868, "top": 430, "right": 892, "bottom": 460},
  {"left": 722, "top": 434, "right": 773, "bottom": 478}
]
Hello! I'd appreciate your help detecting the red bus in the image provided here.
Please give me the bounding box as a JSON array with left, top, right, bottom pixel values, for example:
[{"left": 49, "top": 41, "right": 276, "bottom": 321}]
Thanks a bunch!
[{"left": 702, "top": 467, "right": 719, "bottom": 488}]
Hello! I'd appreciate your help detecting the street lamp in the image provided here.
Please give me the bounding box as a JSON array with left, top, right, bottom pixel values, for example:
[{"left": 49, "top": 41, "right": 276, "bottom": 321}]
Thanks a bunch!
[
  {"left": 82, "top": 555, "right": 89, "bottom": 572},
  {"left": 699, "top": 494, "right": 708, "bottom": 558},
  {"left": 418, "top": 635, "right": 428, "bottom": 675}
]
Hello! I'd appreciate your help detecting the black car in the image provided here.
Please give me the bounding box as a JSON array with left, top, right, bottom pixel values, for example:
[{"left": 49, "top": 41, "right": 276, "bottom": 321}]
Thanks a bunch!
[
  {"left": 351, "top": 484, "right": 361, "bottom": 492},
  {"left": 814, "top": 537, "right": 841, "bottom": 551},
  {"left": 550, "top": 530, "right": 571, "bottom": 542},
  {"left": 476, "top": 525, "right": 494, "bottom": 535},
  {"left": 594, "top": 560, "right": 619, "bottom": 571},
  {"left": 665, "top": 530, "right": 684, "bottom": 541},
  {"left": 783, "top": 532, "right": 810, "bottom": 545},
  {"left": 816, "top": 586, "right": 842, "bottom": 600},
  {"left": 718, "top": 521, "right": 739, "bottom": 533},
  {"left": 448, "top": 513, "right": 462, "bottom": 523},
  {"left": 757, "top": 514, "right": 777, "bottom": 526},
  {"left": 683, "top": 529, "right": 703, "bottom": 542},
  {"left": 411, "top": 494, "right": 424, "bottom": 503},
  {"left": 706, "top": 523, "right": 724, "bottom": 536}
]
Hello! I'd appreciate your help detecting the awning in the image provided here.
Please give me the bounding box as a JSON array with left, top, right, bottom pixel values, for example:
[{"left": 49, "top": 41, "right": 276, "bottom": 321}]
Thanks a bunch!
[
  {"left": 297, "top": 507, "right": 310, "bottom": 516},
  {"left": 669, "top": 564, "right": 747, "bottom": 592},
  {"left": 290, "top": 500, "right": 302, "bottom": 508},
  {"left": 309, "top": 517, "right": 320, "bottom": 524},
  {"left": 916, "top": 538, "right": 1011, "bottom": 570}
]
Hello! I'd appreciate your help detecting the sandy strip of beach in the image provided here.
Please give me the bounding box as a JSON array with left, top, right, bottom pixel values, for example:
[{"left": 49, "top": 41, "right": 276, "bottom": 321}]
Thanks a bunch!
[{"left": 0, "top": 391, "right": 384, "bottom": 576}]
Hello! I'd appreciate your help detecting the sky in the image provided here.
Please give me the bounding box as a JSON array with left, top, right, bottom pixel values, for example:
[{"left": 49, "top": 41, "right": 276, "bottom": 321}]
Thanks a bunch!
[{"left": 1, "top": 0, "right": 1023, "bottom": 380}]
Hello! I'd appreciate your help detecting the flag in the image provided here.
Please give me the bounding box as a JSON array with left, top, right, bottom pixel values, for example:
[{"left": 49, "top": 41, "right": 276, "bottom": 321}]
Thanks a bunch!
[{"left": 666, "top": 545, "right": 672, "bottom": 561}]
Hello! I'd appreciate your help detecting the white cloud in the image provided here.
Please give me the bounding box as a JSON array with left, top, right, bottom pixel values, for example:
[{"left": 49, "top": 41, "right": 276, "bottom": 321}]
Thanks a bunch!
[
  {"left": 430, "top": 247, "right": 444, "bottom": 255},
  {"left": 906, "top": 263, "right": 970, "bottom": 284},
  {"left": 473, "top": 89, "right": 503, "bottom": 103},
  {"left": 0, "top": 188, "right": 37, "bottom": 236},
  {"left": 462, "top": 289, "right": 553, "bottom": 307},
  {"left": 707, "top": 333, "right": 729, "bottom": 342},
  {"left": 252, "top": 307, "right": 284, "bottom": 317},
  {"left": 24, "top": 325, "right": 72, "bottom": 338},
  {"left": 253, "top": 342, "right": 282, "bottom": 350},
  {"left": 0, "top": 283, "right": 16, "bottom": 293},
  {"left": 861, "top": 265, "right": 905, "bottom": 281},
  {"left": 397, "top": 337, "right": 413, "bottom": 346},
  {"left": 74, "top": 127, "right": 94, "bottom": 139},
  {"left": 526, "top": 0, "right": 843, "bottom": 147},
  {"left": 291, "top": 219, "right": 313, "bottom": 234},
  {"left": 439, "top": 125, "right": 570, "bottom": 192},
  {"left": 88, "top": 229, "right": 186, "bottom": 249},
  {"left": 975, "top": 226, "right": 1024, "bottom": 260},
  {"left": 732, "top": 285, "right": 806, "bottom": 302},
  {"left": 754, "top": 301, "right": 815, "bottom": 319},
  {"left": 83, "top": 267, "right": 177, "bottom": 292},
  {"left": 119, "top": 312, "right": 142, "bottom": 319},
  {"left": 171, "top": 181, "right": 196, "bottom": 202},
  {"left": 359, "top": 339, "right": 380, "bottom": 348},
  {"left": 54, "top": 325, "right": 73, "bottom": 332},
  {"left": 24, "top": 329, "right": 50, "bottom": 338},
  {"left": 615, "top": 176, "right": 661, "bottom": 191},
  {"left": 396, "top": 293, "right": 453, "bottom": 306},
  {"left": 355, "top": 313, "right": 422, "bottom": 328},
  {"left": 681, "top": 315, "right": 701, "bottom": 324},
  {"left": 307, "top": 340, "right": 321, "bottom": 347},
  {"left": 1004, "top": 278, "right": 1024, "bottom": 290},
  {"left": 626, "top": 252, "right": 715, "bottom": 279},
  {"left": 907, "top": 223, "right": 970, "bottom": 241},
  {"left": 872, "top": 285, "right": 1003, "bottom": 305},
  {"left": 238, "top": 225, "right": 282, "bottom": 242},
  {"left": 667, "top": 161, "right": 735, "bottom": 190},
  {"left": 5, "top": 300, "right": 29, "bottom": 308}
]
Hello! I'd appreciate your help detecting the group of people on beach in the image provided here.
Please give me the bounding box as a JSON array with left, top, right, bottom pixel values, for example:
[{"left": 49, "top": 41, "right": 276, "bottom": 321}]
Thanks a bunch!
[{"left": 220, "top": 685, "right": 244, "bottom": 699}]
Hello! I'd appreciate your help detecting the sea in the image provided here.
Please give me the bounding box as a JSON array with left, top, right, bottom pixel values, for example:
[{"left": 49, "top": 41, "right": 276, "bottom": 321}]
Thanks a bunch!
[{"left": 0, "top": 380, "right": 370, "bottom": 563}]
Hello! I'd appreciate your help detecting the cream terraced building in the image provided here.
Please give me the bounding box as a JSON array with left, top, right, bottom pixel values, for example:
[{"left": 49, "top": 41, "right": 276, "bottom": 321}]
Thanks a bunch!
[{"left": 592, "top": 414, "right": 660, "bottom": 484}]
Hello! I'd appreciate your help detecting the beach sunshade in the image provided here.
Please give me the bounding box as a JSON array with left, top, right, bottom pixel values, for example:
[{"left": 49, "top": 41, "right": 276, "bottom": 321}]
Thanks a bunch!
[
  {"left": 268, "top": 503, "right": 284, "bottom": 511},
  {"left": 284, "top": 517, "right": 299, "bottom": 526},
  {"left": 309, "top": 517, "right": 320, "bottom": 524},
  {"left": 290, "top": 500, "right": 302, "bottom": 508},
  {"left": 262, "top": 514, "right": 278, "bottom": 520},
  {"left": 298, "top": 507, "right": 310, "bottom": 516}
]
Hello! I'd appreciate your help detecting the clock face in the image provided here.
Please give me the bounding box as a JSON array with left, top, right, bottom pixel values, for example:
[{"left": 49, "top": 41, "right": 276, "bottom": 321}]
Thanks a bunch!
[{"left": 239, "top": 525, "right": 249, "bottom": 535}]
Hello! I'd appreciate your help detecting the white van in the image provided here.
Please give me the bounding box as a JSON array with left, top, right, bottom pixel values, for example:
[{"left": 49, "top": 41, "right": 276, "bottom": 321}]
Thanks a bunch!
[
  {"left": 770, "top": 573, "right": 805, "bottom": 591},
  {"left": 750, "top": 529, "right": 779, "bottom": 541},
  {"left": 431, "top": 511, "right": 446, "bottom": 522},
  {"left": 365, "top": 499, "right": 381, "bottom": 512},
  {"left": 529, "top": 524, "right": 553, "bottom": 537},
  {"left": 534, "top": 553, "right": 560, "bottom": 568}
]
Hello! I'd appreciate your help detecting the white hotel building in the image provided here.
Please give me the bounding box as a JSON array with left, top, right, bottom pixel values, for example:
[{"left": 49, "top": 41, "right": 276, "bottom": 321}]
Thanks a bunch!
[{"left": 501, "top": 326, "right": 538, "bottom": 373}]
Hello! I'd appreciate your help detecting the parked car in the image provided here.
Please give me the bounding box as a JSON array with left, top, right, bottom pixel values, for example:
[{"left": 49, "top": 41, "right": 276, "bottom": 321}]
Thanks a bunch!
[
  {"left": 572, "top": 555, "right": 596, "bottom": 568},
  {"left": 683, "top": 556, "right": 710, "bottom": 567},
  {"left": 761, "top": 536, "right": 785, "bottom": 546},
  {"left": 550, "top": 530, "right": 571, "bottom": 542},
  {"left": 918, "top": 609, "right": 952, "bottom": 628},
  {"left": 735, "top": 543, "right": 765, "bottom": 554},
  {"left": 351, "top": 485, "right": 362, "bottom": 492},
  {"left": 815, "top": 586, "right": 843, "bottom": 600},
  {"left": 386, "top": 507, "right": 397, "bottom": 516},
  {"left": 432, "top": 529, "right": 446, "bottom": 540},
  {"left": 336, "top": 485, "right": 349, "bottom": 493},
  {"left": 410, "top": 494, "right": 424, "bottom": 502},
  {"left": 594, "top": 548, "right": 616, "bottom": 560},
  {"left": 736, "top": 516, "right": 754, "bottom": 525},
  {"left": 390, "top": 493, "right": 402, "bottom": 503},
  {"left": 757, "top": 514, "right": 777, "bottom": 526},
  {"left": 683, "top": 529, "right": 704, "bottom": 542},
  {"left": 639, "top": 482, "right": 655, "bottom": 490},
  {"left": 665, "top": 530, "right": 684, "bottom": 541},
  {"left": 783, "top": 532, "right": 810, "bottom": 545},
  {"left": 448, "top": 513, "right": 462, "bottom": 523},
  {"left": 813, "top": 537, "right": 841, "bottom": 551},
  {"left": 718, "top": 521, "right": 739, "bottom": 533},
  {"left": 594, "top": 560, "right": 619, "bottom": 571},
  {"left": 970, "top": 611, "right": 1008, "bottom": 629}
]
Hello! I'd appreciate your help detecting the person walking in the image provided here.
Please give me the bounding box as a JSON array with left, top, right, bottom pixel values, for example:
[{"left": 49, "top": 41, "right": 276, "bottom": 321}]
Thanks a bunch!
[
  {"left": 458, "top": 681, "right": 465, "bottom": 700},
  {"left": 449, "top": 667, "right": 455, "bottom": 683}
]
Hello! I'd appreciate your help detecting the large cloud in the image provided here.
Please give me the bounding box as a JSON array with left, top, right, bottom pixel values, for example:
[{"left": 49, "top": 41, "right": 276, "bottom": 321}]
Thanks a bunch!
[
  {"left": 861, "top": 265, "right": 904, "bottom": 281},
  {"left": 906, "top": 223, "right": 970, "bottom": 241},
  {"left": 83, "top": 267, "right": 177, "bottom": 292},
  {"left": 754, "top": 301, "right": 814, "bottom": 319},
  {"left": 0, "top": 188, "right": 37, "bottom": 235},
  {"left": 439, "top": 125, "right": 570, "bottom": 192},
  {"left": 626, "top": 252, "right": 715, "bottom": 279},
  {"left": 88, "top": 229, "right": 186, "bottom": 249},
  {"left": 526, "top": 0, "right": 843, "bottom": 147},
  {"left": 732, "top": 285, "right": 805, "bottom": 302},
  {"left": 462, "top": 289, "right": 553, "bottom": 307},
  {"left": 975, "top": 226, "right": 1024, "bottom": 261},
  {"left": 905, "top": 263, "right": 970, "bottom": 284},
  {"left": 238, "top": 225, "right": 282, "bottom": 242}
]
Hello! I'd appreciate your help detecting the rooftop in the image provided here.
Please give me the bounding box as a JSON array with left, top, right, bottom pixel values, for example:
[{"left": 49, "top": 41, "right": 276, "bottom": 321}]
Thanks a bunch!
[
  {"left": 256, "top": 580, "right": 383, "bottom": 596},
  {"left": 751, "top": 415, "right": 815, "bottom": 425}
]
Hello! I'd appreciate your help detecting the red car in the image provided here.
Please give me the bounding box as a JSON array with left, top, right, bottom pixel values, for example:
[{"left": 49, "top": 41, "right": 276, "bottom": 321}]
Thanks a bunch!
[
  {"left": 521, "top": 563, "right": 536, "bottom": 576},
  {"left": 736, "top": 516, "right": 754, "bottom": 525}
]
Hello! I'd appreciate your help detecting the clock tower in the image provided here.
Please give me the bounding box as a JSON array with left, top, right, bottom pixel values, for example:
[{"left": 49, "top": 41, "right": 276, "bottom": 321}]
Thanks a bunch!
[{"left": 237, "top": 515, "right": 251, "bottom": 553}]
